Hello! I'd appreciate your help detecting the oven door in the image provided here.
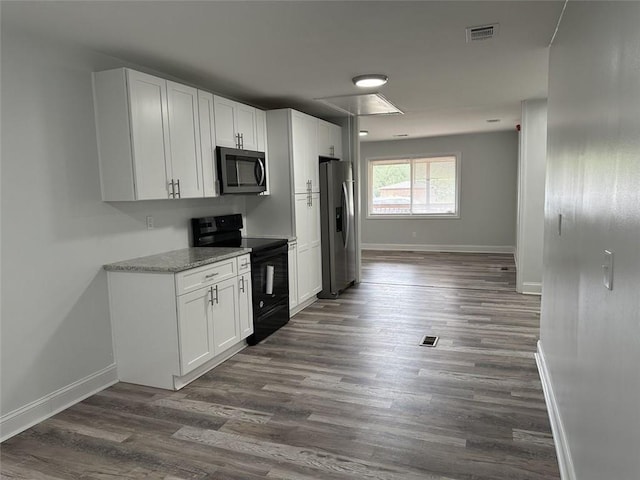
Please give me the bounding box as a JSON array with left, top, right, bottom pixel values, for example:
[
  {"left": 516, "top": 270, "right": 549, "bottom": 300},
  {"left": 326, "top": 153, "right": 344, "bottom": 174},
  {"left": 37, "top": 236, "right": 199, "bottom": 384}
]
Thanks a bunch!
[
  {"left": 251, "top": 244, "right": 289, "bottom": 317},
  {"left": 217, "top": 147, "right": 266, "bottom": 194}
]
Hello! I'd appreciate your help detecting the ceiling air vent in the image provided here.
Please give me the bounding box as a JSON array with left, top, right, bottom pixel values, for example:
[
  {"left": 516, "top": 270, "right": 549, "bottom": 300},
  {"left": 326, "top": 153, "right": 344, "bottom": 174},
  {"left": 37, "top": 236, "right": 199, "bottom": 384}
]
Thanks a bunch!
[{"left": 466, "top": 23, "right": 499, "bottom": 42}]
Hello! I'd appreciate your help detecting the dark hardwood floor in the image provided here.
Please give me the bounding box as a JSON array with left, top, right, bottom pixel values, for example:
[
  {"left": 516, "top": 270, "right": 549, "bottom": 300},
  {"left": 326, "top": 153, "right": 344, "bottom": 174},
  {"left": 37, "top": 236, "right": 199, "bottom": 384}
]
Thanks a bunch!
[{"left": 1, "top": 251, "right": 559, "bottom": 480}]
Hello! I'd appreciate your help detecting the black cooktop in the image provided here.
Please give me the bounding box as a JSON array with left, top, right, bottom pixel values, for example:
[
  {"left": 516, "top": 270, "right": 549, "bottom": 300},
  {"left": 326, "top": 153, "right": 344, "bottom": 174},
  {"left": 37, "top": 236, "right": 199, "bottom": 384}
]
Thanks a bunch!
[
  {"left": 191, "top": 214, "right": 287, "bottom": 252},
  {"left": 207, "top": 236, "right": 287, "bottom": 251}
]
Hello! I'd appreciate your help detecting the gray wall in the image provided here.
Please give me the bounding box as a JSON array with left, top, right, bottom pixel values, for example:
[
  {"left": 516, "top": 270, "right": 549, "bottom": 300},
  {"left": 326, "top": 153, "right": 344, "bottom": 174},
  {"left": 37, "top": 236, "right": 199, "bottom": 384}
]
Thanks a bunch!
[
  {"left": 360, "top": 131, "right": 518, "bottom": 251},
  {"left": 0, "top": 28, "right": 246, "bottom": 427},
  {"left": 541, "top": 3, "right": 640, "bottom": 479}
]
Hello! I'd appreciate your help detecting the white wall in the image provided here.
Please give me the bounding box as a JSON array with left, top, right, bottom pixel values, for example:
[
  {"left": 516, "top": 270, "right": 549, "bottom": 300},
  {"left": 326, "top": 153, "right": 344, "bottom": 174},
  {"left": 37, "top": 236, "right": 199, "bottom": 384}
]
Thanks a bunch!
[
  {"left": 540, "top": 3, "right": 640, "bottom": 479},
  {"left": 0, "top": 28, "right": 246, "bottom": 438},
  {"left": 516, "top": 99, "right": 547, "bottom": 294},
  {"left": 360, "top": 131, "right": 518, "bottom": 252}
]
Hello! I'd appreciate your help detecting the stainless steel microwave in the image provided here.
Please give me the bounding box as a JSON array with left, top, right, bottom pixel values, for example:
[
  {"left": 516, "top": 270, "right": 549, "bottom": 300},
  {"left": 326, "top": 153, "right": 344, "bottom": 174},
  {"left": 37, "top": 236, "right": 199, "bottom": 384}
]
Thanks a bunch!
[{"left": 217, "top": 147, "right": 267, "bottom": 194}]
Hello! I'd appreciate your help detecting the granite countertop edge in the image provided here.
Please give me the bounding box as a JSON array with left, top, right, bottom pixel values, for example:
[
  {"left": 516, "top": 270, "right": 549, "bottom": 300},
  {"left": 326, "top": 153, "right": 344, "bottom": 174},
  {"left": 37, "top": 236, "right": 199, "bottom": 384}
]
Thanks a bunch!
[{"left": 103, "top": 247, "right": 252, "bottom": 273}]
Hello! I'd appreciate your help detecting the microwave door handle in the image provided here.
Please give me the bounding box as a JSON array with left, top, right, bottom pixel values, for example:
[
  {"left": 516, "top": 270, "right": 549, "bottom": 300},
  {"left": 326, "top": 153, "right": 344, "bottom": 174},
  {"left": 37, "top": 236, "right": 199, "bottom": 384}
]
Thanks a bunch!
[{"left": 256, "top": 158, "right": 266, "bottom": 186}]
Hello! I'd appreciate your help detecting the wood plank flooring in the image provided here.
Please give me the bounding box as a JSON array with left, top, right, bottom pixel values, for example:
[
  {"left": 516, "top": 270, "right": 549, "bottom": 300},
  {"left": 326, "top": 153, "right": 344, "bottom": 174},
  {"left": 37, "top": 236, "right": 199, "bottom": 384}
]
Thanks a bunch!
[{"left": 1, "top": 251, "right": 559, "bottom": 480}]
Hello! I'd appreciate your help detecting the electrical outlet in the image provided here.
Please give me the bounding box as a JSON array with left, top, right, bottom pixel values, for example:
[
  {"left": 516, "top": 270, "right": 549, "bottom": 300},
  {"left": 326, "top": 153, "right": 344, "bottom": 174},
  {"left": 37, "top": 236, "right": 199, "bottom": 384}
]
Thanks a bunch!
[
  {"left": 146, "top": 215, "right": 154, "bottom": 230},
  {"left": 602, "top": 250, "right": 614, "bottom": 290}
]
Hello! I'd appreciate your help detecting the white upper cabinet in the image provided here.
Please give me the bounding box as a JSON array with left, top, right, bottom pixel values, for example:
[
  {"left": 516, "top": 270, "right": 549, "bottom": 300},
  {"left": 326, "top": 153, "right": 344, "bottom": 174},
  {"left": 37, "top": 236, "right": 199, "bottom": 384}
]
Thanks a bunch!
[
  {"left": 291, "top": 110, "right": 319, "bottom": 194},
  {"left": 166, "top": 81, "right": 203, "bottom": 199},
  {"left": 197, "top": 90, "right": 219, "bottom": 197},
  {"left": 318, "top": 119, "right": 343, "bottom": 159},
  {"left": 93, "top": 68, "right": 207, "bottom": 201},
  {"left": 213, "top": 96, "right": 259, "bottom": 151}
]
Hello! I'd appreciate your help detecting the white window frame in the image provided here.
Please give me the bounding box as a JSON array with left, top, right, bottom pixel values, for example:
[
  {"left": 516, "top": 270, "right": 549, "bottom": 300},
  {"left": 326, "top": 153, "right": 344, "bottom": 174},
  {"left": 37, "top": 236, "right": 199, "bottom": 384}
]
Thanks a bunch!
[{"left": 366, "top": 152, "right": 461, "bottom": 219}]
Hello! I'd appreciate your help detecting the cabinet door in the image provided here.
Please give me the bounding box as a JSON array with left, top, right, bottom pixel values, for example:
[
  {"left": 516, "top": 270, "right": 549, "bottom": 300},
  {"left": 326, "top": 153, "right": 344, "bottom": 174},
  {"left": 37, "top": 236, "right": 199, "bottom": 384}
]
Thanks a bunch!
[
  {"left": 236, "top": 103, "right": 258, "bottom": 151},
  {"left": 330, "top": 123, "right": 343, "bottom": 159},
  {"left": 166, "top": 81, "right": 203, "bottom": 198},
  {"left": 126, "top": 70, "right": 171, "bottom": 199},
  {"left": 212, "top": 277, "right": 240, "bottom": 355},
  {"left": 318, "top": 119, "right": 331, "bottom": 157},
  {"left": 238, "top": 272, "right": 254, "bottom": 339},
  {"left": 177, "top": 287, "right": 215, "bottom": 375},
  {"left": 309, "top": 193, "right": 323, "bottom": 295},
  {"left": 288, "top": 242, "right": 298, "bottom": 310},
  {"left": 291, "top": 111, "right": 309, "bottom": 194},
  {"left": 306, "top": 115, "right": 320, "bottom": 192},
  {"left": 213, "top": 96, "right": 238, "bottom": 148},
  {"left": 294, "top": 194, "right": 312, "bottom": 303},
  {"left": 198, "top": 91, "right": 219, "bottom": 197}
]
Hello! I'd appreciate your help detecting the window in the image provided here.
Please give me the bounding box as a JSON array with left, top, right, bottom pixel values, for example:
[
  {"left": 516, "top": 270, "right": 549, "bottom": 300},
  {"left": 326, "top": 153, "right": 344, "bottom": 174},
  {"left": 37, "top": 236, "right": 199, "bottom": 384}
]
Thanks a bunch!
[{"left": 367, "top": 154, "right": 460, "bottom": 217}]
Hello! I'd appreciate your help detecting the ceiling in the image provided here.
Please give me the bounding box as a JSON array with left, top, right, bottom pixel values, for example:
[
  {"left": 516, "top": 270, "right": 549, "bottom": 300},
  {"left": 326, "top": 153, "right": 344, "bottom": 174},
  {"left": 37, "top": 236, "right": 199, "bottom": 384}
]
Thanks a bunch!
[{"left": 2, "top": 1, "right": 564, "bottom": 142}]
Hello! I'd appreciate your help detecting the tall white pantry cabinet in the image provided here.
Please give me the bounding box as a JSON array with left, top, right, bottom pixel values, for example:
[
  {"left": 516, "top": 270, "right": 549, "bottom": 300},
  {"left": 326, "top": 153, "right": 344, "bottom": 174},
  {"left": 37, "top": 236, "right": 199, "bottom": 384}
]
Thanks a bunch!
[{"left": 258, "top": 109, "right": 324, "bottom": 307}]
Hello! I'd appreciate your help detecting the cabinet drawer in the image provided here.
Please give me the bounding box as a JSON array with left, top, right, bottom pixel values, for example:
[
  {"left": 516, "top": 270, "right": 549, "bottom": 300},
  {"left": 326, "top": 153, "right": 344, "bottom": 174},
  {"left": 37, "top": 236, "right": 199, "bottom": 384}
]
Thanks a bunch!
[
  {"left": 237, "top": 254, "right": 251, "bottom": 273},
  {"left": 175, "top": 259, "right": 237, "bottom": 295}
]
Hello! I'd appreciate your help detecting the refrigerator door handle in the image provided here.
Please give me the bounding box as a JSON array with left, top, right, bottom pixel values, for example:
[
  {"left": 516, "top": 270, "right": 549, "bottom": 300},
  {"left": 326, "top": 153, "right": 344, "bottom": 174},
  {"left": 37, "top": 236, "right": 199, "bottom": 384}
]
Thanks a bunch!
[{"left": 341, "top": 181, "right": 350, "bottom": 248}]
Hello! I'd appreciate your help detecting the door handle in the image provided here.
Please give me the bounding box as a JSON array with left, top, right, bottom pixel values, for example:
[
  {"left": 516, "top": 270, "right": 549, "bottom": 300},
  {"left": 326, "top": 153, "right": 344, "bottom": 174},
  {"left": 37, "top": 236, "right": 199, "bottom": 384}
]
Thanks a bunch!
[
  {"left": 342, "top": 182, "right": 350, "bottom": 248},
  {"left": 255, "top": 158, "right": 266, "bottom": 186}
]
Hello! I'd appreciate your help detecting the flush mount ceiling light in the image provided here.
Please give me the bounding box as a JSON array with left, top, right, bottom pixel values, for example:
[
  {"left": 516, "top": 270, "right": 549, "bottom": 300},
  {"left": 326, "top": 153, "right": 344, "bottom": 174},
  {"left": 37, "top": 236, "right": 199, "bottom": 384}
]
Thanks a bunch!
[
  {"left": 352, "top": 74, "right": 388, "bottom": 88},
  {"left": 359, "top": 130, "right": 369, "bottom": 137}
]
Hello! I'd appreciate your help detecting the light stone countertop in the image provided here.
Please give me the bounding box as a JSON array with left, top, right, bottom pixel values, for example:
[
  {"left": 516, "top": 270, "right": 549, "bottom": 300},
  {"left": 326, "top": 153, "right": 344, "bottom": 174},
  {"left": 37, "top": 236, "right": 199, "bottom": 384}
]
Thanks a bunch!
[{"left": 103, "top": 247, "right": 251, "bottom": 273}]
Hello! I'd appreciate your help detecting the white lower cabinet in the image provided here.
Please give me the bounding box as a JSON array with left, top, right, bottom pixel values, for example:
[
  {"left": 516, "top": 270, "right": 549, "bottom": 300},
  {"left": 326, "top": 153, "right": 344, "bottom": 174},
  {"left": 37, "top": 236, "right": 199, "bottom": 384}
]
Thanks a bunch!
[
  {"left": 177, "top": 286, "right": 215, "bottom": 374},
  {"left": 288, "top": 241, "right": 298, "bottom": 310},
  {"left": 238, "top": 272, "right": 254, "bottom": 338},
  {"left": 294, "top": 193, "right": 322, "bottom": 304},
  {"left": 211, "top": 277, "right": 241, "bottom": 354},
  {"left": 108, "top": 255, "right": 252, "bottom": 390}
]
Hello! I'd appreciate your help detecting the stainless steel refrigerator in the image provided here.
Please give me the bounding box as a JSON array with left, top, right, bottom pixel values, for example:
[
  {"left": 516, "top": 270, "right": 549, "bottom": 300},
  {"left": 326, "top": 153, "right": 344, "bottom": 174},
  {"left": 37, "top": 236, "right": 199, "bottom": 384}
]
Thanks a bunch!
[{"left": 318, "top": 158, "right": 356, "bottom": 298}]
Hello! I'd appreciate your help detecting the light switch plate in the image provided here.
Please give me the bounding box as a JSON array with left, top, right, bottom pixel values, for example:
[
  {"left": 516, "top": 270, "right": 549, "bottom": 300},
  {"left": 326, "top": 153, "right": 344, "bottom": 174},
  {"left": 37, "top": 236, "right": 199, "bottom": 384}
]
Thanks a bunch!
[{"left": 603, "top": 250, "right": 614, "bottom": 290}]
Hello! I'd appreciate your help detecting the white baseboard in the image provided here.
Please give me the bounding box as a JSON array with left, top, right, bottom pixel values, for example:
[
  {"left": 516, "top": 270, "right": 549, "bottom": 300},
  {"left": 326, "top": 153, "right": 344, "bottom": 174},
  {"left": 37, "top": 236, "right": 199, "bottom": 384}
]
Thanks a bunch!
[
  {"left": 520, "top": 282, "right": 542, "bottom": 295},
  {"left": 535, "top": 341, "right": 576, "bottom": 480},
  {"left": 361, "top": 243, "right": 515, "bottom": 254},
  {"left": 290, "top": 295, "right": 318, "bottom": 317},
  {"left": 0, "top": 364, "right": 118, "bottom": 442}
]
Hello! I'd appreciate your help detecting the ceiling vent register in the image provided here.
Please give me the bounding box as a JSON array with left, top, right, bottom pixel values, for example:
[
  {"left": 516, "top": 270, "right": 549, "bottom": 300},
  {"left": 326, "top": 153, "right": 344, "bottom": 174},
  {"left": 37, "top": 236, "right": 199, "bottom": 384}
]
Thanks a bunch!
[{"left": 466, "top": 23, "right": 499, "bottom": 42}]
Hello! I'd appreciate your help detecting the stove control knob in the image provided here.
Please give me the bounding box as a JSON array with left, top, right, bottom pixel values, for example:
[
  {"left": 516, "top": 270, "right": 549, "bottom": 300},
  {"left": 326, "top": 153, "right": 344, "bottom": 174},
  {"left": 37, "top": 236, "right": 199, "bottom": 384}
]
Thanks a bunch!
[{"left": 259, "top": 300, "right": 264, "bottom": 308}]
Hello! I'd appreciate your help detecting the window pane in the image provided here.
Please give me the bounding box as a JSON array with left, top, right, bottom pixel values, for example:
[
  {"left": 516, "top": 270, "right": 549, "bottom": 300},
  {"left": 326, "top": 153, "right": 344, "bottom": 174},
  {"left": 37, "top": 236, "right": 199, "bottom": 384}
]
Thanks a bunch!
[
  {"left": 371, "top": 161, "right": 410, "bottom": 214},
  {"left": 411, "top": 157, "right": 456, "bottom": 214},
  {"left": 368, "top": 155, "right": 457, "bottom": 216},
  {"left": 429, "top": 159, "right": 456, "bottom": 210}
]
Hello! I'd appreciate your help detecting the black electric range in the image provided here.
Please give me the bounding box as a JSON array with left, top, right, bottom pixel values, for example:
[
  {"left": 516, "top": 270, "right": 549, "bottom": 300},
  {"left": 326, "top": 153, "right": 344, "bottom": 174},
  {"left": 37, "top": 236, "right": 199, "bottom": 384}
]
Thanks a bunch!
[{"left": 191, "top": 214, "right": 289, "bottom": 345}]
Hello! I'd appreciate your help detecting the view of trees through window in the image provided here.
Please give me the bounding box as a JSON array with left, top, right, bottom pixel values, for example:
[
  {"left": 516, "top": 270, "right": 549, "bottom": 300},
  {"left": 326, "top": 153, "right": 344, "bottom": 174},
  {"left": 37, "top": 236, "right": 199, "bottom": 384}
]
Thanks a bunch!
[{"left": 369, "top": 156, "right": 457, "bottom": 215}]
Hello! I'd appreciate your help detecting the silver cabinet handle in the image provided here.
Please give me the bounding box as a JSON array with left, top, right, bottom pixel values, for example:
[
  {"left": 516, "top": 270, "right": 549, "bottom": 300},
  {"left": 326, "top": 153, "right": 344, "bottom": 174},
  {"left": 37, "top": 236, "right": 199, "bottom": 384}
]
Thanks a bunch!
[
  {"left": 168, "top": 179, "right": 175, "bottom": 198},
  {"left": 209, "top": 286, "right": 214, "bottom": 305},
  {"left": 175, "top": 179, "right": 181, "bottom": 198},
  {"left": 240, "top": 276, "right": 245, "bottom": 293},
  {"left": 240, "top": 133, "right": 244, "bottom": 149},
  {"left": 240, "top": 262, "right": 249, "bottom": 268},
  {"left": 214, "top": 285, "right": 219, "bottom": 304},
  {"left": 205, "top": 272, "right": 218, "bottom": 279}
]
